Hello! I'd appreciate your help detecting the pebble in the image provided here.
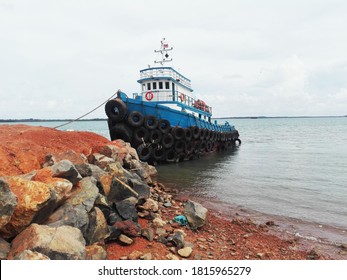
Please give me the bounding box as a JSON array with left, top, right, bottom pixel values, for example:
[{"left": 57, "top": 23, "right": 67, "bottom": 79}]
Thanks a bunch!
[
  {"left": 140, "top": 253, "right": 153, "bottom": 260},
  {"left": 118, "top": 234, "right": 133, "bottom": 245},
  {"left": 128, "top": 250, "right": 143, "bottom": 260},
  {"left": 166, "top": 253, "right": 180, "bottom": 260},
  {"left": 178, "top": 247, "right": 193, "bottom": 258}
]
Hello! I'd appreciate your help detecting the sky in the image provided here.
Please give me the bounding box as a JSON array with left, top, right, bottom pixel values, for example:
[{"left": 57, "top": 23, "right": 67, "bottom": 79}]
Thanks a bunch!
[{"left": 1, "top": 0, "right": 347, "bottom": 119}]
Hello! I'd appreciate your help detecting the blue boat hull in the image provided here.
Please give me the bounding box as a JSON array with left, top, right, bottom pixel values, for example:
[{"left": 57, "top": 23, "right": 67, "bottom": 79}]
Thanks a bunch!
[{"left": 105, "top": 96, "right": 240, "bottom": 163}]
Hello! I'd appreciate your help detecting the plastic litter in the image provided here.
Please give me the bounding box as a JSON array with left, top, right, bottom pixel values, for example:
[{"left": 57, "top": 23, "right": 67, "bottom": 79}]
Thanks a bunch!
[{"left": 173, "top": 215, "right": 188, "bottom": 226}]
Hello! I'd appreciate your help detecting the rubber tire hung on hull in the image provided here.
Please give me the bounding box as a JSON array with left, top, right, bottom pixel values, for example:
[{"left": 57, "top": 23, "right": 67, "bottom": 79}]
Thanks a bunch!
[{"left": 105, "top": 98, "right": 241, "bottom": 164}]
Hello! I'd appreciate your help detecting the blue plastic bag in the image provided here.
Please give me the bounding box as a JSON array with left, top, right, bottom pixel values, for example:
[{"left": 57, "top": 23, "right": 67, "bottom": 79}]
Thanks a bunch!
[{"left": 173, "top": 215, "right": 188, "bottom": 226}]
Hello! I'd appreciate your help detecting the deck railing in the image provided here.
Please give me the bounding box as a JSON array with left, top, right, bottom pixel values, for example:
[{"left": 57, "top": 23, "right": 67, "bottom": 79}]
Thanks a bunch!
[
  {"left": 136, "top": 90, "right": 212, "bottom": 115},
  {"left": 140, "top": 68, "right": 191, "bottom": 89}
]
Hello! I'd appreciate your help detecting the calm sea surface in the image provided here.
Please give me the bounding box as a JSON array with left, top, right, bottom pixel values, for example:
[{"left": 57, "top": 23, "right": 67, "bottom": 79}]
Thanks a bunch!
[{"left": 5, "top": 117, "right": 347, "bottom": 242}]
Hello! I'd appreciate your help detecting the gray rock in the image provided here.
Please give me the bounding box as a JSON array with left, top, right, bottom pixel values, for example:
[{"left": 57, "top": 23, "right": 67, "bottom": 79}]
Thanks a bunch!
[
  {"left": 8, "top": 224, "right": 86, "bottom": 260},
  {"left": 183, "top": 200, "right": 208, "bottom": 229},
  {"left": 75, "top": 163, "right": 93, "bottom": 177},
  {"left": 167, "top": 231, "right": 185, "bottom": 249},
  {"left": 89, "top": 153, "right": 116, "bottom": 170},
  {"left": 45, "top": 203, "right": 89, "bottom": 235},
  {"left": 85, "top": 207, "right": 110, "bottom": 245},
  {"left": 141, "top": 228, "right": 154, "bottom": 242},
  {"left": 128, "top": 179, "right": 150, "bottom": 199},
  {"left": 0, "top": 179, "right": 17, "bottom": 229},
  {"left": 106, "top": 226, "right": 122, "bottom": 242},
  {"left": 89, "top": 164, "right": 108, "bottom": 181},
  {"left": 115, "top": 198, "right": 138, "bottom": 221},
  {"left": 0, "top": 237, "right": 10, "bottom": 260},
  {"left": 14, "top": 250, "right": 50, "bottom": 260},
  {"left": 67, "top": 177, "right": 99, "bottom": 212},
  {"left": 108, "top": 177, "right": 138, "bottom": 203},
  {"left": 51, "top": 160, "right": 82, "bottom": 185}
]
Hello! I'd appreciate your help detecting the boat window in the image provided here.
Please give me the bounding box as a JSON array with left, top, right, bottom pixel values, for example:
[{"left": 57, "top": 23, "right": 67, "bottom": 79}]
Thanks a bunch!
[
  {"left": 165, "top": 81, "right": 170, "bottom": 89},
  {"left": 152, "top": 82, "right": 157, "bottom": 90},
  {"left": 142, "top": 84, "right": 146, "bottom": 91},
  {"left": 159, "top": 82, "right": 163, "bottom": 89},
  {"left": 147, "top": 83, "right": 151, "bottom": 90}
]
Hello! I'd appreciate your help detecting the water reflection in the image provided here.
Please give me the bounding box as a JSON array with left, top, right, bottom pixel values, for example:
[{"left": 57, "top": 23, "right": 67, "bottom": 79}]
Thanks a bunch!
[{"left": 157, "top": 146, "right": 240, "bottom": 191}]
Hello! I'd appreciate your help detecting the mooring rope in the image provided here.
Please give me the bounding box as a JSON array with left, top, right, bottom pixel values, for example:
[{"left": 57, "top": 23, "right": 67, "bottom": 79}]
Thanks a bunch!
[{"left": 53, "top": 92, "right": 117, "bottom": 129}]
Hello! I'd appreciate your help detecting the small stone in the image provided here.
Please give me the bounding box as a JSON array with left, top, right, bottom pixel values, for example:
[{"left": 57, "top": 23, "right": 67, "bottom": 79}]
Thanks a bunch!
[
  {"left": 197, "top": 237, "right": 206, "bottom": 242},
  {"left": 118, "top": 234, "right": 133, "bottom": 245},
  {"left": 141, "top": 228, "right": 154, "bottom": 242},
  {"left": 128, "top": 250, "right": 142, "bottom": 260},
  {"left": 152, "top": 217, "right": 166, "bottom": 227},
  {"left": 177, "top": 247, "right": 193, "bottom": 258},
  {"left": 340, "top": 243, "right": 347, "bottom": 250},
  {"left": 166, "top": 253, "right": 179, "bottom": 260},
  {"left": 156, "top": 228, "right": 167, "bottom": 236},
  {"left": 163, "top": 202, "right": 172, "bottom": 208},
  {"left": 140, "top": 252, "right": 153, "bottom": 260},
  {"left": 257, "top": 253, "right": 264, "bottom": 259}
]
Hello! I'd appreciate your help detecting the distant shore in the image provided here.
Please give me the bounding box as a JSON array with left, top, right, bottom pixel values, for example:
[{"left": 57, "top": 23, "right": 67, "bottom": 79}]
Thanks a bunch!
[{"left": 1, "top": 115, "right": 346, "bottom": 123}]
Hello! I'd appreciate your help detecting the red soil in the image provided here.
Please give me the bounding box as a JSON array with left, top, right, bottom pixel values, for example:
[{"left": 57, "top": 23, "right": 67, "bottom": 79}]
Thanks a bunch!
[{"left": 0, "top": 124, "right": 111, "bottom": 176}]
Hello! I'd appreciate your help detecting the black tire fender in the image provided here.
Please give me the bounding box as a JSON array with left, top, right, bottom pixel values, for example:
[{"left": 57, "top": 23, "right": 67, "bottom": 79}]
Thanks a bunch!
[
  {"left": 136, "top": 144, "right": 152, "bottom": 162},
  {"left": 105, "top": 98, "right": 127, "bottom": 123},
  {"left": 144, "top": 115, "right": 158, "bottom": 130},
  {"left": 127, "top": 111, "right": 144, "bottom": 127}
]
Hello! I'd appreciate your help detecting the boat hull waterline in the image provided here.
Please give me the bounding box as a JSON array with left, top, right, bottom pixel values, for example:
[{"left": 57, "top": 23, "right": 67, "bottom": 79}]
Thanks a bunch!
[{"left": 105, "top": 93, "right": 241, "bottom": 164}]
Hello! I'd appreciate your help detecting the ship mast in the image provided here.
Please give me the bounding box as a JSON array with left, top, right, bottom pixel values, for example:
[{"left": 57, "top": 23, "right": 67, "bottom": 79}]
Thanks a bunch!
[{"left": 154, "top": 38, "right": 173, "bottom": 65}]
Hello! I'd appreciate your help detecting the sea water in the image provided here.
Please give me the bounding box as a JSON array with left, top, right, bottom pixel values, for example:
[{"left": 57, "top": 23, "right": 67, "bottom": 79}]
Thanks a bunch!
[{"left": 5, "top": 117, "right": 347, "bottom": 243}]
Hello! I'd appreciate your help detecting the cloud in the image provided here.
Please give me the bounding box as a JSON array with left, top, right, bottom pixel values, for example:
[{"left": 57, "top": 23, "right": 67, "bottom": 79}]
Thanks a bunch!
[{"left": 1, "top": 0, "right": 347, "bottom": 118}]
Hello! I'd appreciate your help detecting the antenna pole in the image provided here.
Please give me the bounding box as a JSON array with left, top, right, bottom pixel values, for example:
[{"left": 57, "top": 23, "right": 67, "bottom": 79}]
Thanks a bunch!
[{"left": 154, "top": 38, "right": 173, "bottom": 65}]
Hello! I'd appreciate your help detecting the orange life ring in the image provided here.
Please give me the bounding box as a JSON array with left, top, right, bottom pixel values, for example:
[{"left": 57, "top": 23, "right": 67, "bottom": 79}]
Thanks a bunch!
[
  {"left": 145, "top": 91, "right": 154, "bottom": 101},
  {"left": 179, "top": 94, "right": 185, "bottom": 102}
]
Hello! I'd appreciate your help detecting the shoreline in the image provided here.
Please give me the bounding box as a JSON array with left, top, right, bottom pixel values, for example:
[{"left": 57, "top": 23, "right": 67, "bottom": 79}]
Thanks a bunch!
[{"left": 0, "top": 124, "right": 346, "bottom": 260}]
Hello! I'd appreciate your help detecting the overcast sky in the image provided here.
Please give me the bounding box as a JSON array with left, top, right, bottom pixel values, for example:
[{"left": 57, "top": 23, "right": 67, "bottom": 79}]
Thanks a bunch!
[{"left": 1, "top": 0, "right": 347, "bottom": 119}]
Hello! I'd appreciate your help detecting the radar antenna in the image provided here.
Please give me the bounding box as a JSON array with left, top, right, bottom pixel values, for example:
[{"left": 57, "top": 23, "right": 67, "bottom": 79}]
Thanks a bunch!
[{"left": 154, "top": 38, "right": 173, "bottom": 65}]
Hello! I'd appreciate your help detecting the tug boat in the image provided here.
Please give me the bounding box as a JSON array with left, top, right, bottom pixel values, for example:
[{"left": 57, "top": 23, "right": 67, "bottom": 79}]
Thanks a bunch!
[{"left": 105, "top": 39, "right": 240, "bottom": 163}]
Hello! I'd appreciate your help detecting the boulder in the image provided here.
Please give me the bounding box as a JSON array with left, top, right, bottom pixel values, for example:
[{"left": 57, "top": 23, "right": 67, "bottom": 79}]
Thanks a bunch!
[
  {"left": 0, "top": 237, "right": 10, "bottom": 260},
  {"left": 68, "top": 177, "right": 99, "bottom": 212},
  {"left": 45, "top": 203, "right": 89, "bottom": 235},
  {"left": 128, "top": 179, "right": 150, "bottom": 199},
  {"left": 183, "top": 200, "right": 208, "bottom": 229},
  {"left": 8, "top": 224, "right": 86, "bottom": 260},
  {"left": 51, "top": 160, "right": 82, "bottom": 185},
  {"left": 0, "top": 177, "right": 57, "bottom": 239},
  {"left": 0, "top": 179, "right": 17, "bottom": 229},
  {"left": 106, "top": 161, "right": 125, "bottom": 178},
  {"left": 98, "top": 145, "right": 120, "bottom": 161},
  {"left": 14, "top": 250, "right": 50, "bottom": 260},
  {"left": 75, "top": 163, "right": 93, "bottom": 177},
  {"left": 89, "top": 153, "right": 115, "bottom": 170},
  {"left": 115, "top": 198, "right": 138, "bottom": 221},
  {"left": 85, "top": 207, "right": 110, "bottom": 245},
  {"left": 108, "top": 177, "right": 138, "bottom": 203},
  {"left": 86, "top": 244, "right": 107, "bottom": 260}
]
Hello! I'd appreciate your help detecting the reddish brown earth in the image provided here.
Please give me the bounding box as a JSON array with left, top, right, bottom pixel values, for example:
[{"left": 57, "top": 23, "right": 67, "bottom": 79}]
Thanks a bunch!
[
  {"left": 0, "top": 124, "right": 341, "bottom": 260},
  {"left": 0, "top": 124, "right": 111, "bottom": 176}
]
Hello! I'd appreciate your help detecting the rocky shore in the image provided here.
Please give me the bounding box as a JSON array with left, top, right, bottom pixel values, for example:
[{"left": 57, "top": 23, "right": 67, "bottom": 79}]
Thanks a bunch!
[{"left": 0, "top": 124, "right": 345, "bottom": 260}]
